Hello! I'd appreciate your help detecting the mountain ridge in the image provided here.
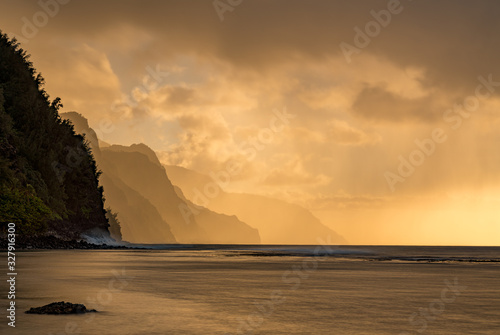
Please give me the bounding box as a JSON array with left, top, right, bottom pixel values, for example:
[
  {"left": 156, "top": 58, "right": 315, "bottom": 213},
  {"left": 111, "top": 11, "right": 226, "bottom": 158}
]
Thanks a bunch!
[
  {"left": 62, "top": 112, "right": 260, "bottom": 244},
  {"left": 165, "top": 165, "right": 347, "bottom": 245}
]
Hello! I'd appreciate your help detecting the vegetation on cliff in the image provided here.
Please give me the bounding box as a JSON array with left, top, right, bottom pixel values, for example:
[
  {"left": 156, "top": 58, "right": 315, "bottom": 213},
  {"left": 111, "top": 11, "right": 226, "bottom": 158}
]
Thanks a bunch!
[{"left": 0, "top": 32, "right": 108, "bottom": 237}]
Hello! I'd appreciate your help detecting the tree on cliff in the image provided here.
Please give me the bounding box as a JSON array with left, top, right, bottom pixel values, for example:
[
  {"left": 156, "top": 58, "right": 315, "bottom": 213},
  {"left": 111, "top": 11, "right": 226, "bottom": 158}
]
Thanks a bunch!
[{"left": 0, "top": 32, "right": 109, "bottom": 237}]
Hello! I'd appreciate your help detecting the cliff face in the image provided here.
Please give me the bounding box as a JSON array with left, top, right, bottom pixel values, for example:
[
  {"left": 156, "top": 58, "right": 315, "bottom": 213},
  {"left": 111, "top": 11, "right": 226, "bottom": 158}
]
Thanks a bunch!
[
  {"left": 174, "top": 186, "right": 260, "bottom": 244},
  {"left": 98, "top": 171, "right": 176, "bottom": 243},
  {"left": 63, "top": 113, "right": 260, "bottom": 244},
  {"left": 0, "top": 33, "right": 109, "bottom": 238},
  {"left": 100, "top": 146, "right": 260, "bottom": 244},
  {"left": 100, "top": 148, "right": 197, "bottom": 242},
  {"left": 165, "top": 165, "right": 347, "bottom": 245},
  {"left": 61, "top": 112, "right": 177, "bottom": 243}
]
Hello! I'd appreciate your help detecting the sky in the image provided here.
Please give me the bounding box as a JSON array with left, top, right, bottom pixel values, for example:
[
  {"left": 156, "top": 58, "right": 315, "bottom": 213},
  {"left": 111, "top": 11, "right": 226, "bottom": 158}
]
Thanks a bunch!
[{"left": 1, "top": 0, "right": 500, "bottom": 245}]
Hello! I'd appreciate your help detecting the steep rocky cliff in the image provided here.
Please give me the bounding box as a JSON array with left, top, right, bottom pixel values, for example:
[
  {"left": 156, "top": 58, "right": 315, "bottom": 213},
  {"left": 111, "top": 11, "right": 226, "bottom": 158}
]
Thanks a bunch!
[
  {"left": 0, "top": 33, "right": 109, "bottom": 238},
  {"left": 63, "top": 112, "right": 260, "bottom": 244}
]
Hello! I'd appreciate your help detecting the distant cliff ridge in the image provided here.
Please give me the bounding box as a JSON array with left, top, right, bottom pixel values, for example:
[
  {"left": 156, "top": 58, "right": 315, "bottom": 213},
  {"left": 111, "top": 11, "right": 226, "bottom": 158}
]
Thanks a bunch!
[
  {"left": 62, "top": 112, "right": 260, "bottom": 244},
  {"left": 61, "top": 108, "right": 342, "bottom": 245},
  {"left": 174, "top": 185, "right": 260, "bottom": 244},
  {"left": 99, "top": 145, "right": 259, "bottom": 243},
  {"left": 0, "top": 33, "right": 109, "bottom": 238},
  {"left": 61, "top": 112, "right": 176, "bottom": 243},
  {"left": 165, "top": 165, "right": 347, "bottom": 245}
]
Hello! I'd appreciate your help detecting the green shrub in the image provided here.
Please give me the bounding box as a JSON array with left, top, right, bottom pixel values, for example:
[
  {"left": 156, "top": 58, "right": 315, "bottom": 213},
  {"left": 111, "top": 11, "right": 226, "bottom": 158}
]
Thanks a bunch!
[{"left": 0, "top": 185, "right": 51, "bottom": 234}]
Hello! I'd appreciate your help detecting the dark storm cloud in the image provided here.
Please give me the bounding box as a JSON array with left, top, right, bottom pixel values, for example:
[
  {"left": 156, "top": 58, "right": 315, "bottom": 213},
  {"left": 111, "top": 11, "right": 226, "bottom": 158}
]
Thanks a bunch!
[
  {"left": 351, "top": 85, "right": 439, "bottom": 122},
  {"left": 5, "top": 0, "right": 500, "bottom": 87}
]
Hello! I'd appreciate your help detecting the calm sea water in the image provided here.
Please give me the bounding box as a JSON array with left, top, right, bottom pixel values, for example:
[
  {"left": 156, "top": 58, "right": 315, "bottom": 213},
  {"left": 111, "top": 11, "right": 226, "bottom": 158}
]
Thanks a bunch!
[{"left": 1, "top": 245, "right": 499, "bottom": 334}]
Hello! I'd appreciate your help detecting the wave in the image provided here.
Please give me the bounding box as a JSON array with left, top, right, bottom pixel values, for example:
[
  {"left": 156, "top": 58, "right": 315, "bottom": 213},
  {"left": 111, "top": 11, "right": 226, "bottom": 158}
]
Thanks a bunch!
[
  {"left": 109, "top": 244, "right": 500, "bottom": 263},
  {"left": 368, "top": 256, "right": 500, "bottom": 263},
  {"left": 81, "top": 229, "right": 126, "bottom": 246}
]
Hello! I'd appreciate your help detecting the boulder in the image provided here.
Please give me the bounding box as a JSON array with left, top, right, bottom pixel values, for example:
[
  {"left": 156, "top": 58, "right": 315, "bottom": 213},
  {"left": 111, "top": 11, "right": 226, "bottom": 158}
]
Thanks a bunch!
[{"left": 25, "top": 301, "right": 97, "bottom": 314}]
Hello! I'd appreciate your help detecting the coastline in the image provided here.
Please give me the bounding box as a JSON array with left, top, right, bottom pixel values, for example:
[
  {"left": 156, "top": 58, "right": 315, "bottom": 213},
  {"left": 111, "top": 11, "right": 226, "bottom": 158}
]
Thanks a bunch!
[{"left": 0, "top": 235, "right": 131, "bottom": 250}]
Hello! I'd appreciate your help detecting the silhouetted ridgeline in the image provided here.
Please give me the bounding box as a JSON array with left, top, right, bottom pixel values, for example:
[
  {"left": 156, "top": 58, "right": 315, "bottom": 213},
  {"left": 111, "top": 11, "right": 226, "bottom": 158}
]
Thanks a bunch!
[
  {"left": 0, "top": 32, "right": 109, "bottom": 239},
  {"left": 165, "top": 165, "right": 347, "bottom": 245},
  {"left": 62, "top": 112, "right": 260, "bottom": 244}
]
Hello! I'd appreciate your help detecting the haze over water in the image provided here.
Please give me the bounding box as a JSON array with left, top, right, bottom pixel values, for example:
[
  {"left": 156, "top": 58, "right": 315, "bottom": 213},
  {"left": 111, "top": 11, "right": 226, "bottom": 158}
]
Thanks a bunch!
[{"left": 2, "top": 246, "right": 499, "bottom": 335}]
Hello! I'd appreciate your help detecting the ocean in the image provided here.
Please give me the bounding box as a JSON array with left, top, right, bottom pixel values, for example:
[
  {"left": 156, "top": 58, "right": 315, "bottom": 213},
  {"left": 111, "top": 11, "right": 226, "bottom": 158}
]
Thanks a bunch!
[{"left": 1, "top": 245, "right": 499, "bottom": 334}]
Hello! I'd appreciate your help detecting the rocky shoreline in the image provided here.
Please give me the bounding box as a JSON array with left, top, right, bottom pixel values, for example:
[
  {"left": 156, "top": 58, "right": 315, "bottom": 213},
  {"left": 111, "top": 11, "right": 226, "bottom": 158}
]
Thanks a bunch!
[{"left": 0, "top": 235, "right": 131, "bottom": 250}]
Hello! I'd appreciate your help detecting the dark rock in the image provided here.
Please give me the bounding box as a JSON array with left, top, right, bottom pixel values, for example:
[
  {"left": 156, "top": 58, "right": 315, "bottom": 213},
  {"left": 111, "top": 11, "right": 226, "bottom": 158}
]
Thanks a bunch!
[
  {"left": 0, "top": 234, "right": 132, "bottom": 250},
  {"left": 25, "top": 301, "right": 97, "bottom": 315}
]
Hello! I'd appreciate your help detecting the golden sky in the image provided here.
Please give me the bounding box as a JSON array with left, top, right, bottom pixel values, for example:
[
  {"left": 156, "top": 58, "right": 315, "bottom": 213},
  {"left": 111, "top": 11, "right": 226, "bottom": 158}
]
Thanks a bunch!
[{"left": 2, "top": 0, "right": 500, "bottom": 245}]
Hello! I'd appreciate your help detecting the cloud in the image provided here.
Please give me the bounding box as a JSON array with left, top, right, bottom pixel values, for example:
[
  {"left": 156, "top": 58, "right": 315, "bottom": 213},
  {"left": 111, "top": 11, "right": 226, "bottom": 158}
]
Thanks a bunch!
[
  {"left": 262, "top": 156, "right": 332, "bottom": 187},
  {"left": 26, "top": 43, "right": 122, "bottom": 120},
  {"left": 351, "top": 85, "right": 442, "bottom": 123},
  {"left": 328, "top": 120, "right": 381, "bottom": 145},
  {"left": 306, "top": 191, "right": 387, "bottom": 210}
]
